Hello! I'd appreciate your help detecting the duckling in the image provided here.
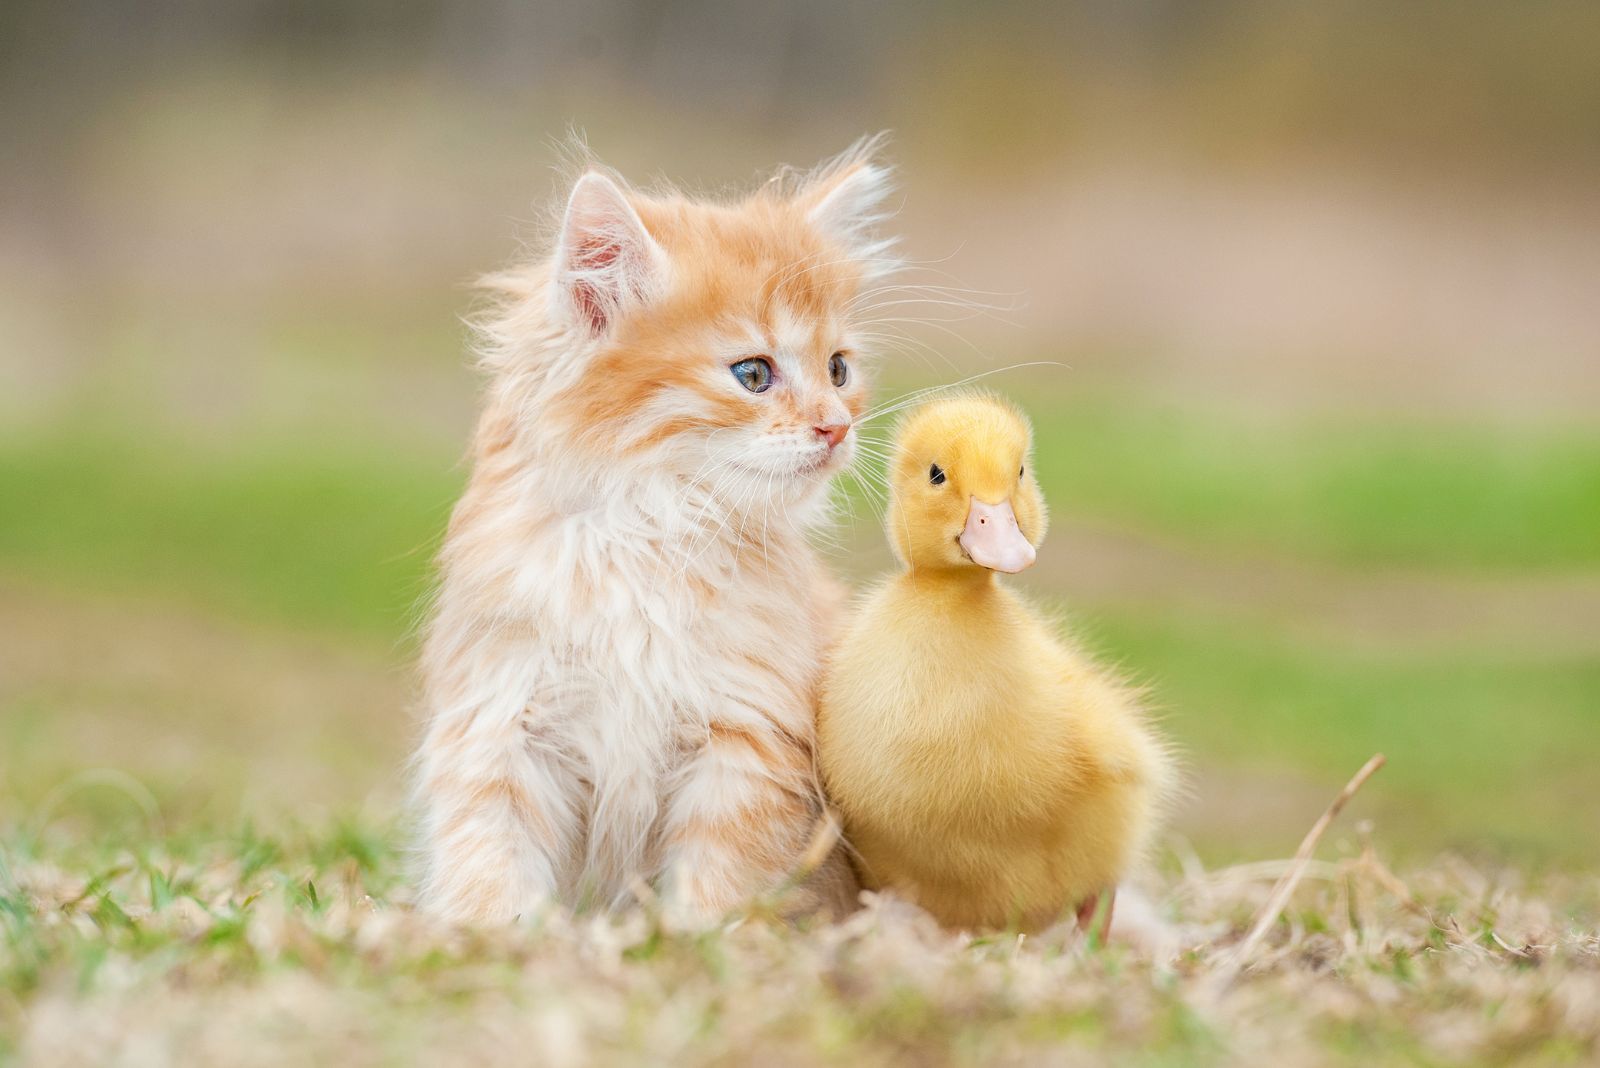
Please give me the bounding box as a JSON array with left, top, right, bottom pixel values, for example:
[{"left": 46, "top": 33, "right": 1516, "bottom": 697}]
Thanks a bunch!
[{"left": 818, "top": 394, "right": 1173, "bottom": 934}]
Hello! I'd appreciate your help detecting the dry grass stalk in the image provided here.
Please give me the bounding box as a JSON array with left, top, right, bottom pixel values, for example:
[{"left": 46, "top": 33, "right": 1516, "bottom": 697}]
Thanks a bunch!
[{"left": 1210, "top": 752, "right": 1387, "bottom": 983}]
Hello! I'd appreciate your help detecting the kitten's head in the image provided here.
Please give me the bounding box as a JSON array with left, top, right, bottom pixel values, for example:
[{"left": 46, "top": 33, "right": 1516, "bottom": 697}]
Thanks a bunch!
[{"left": 482, "top": 141, "right": 896, "bottom": 518}]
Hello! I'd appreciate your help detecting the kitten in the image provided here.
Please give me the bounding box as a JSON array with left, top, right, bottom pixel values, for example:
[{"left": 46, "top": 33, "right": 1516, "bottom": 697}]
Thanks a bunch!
[{"left": 413, "top": 141, "right": 896, "bottom": 924}]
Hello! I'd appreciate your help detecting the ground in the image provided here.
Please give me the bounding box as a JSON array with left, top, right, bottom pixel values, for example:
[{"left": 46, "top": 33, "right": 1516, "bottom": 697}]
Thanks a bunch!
[
  {"left": 6, "top": 820, "right": 1599, "bottom": 1066},
  {"left": 2, "top": 377, "right": 1598, "bottom": 1063}
]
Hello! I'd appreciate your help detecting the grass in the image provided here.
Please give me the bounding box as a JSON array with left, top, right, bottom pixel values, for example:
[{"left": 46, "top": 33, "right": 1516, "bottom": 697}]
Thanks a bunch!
[
  {"left": 6, "top": 390, "right": 1600, "bottom": 640},
  {"left": 2, "top": 819, "right": 1596, "bottom": 1066},
  {"left": 1016, "top": 388, "right": 1600, "bottom": 572},
  {"left": 0, "top": 423, "right": 459, "bottom": 640},
  {"left": 2, "top": 397, "right": 1596, "bottom": 861},
  {"left": 1081, "top": 610, "right": 1600, "bottom": 866},
  {"left": 2, "top": 389, "right": 1596, "bottom": 1063}
]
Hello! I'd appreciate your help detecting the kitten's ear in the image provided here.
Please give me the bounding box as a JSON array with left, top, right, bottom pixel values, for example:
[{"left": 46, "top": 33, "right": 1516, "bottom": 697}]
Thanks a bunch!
[
  {"left": 801, "top": 142, "right": 897, "bottom": 271},
  {"left": 552, "top": 170, "right": 667, "bottom": 337}
]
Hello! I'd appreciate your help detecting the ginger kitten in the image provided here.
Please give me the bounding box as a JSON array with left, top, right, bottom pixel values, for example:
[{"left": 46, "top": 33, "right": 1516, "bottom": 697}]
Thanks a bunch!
[{"left": 413, "top": 143, "right": 895, "bottom": 924}]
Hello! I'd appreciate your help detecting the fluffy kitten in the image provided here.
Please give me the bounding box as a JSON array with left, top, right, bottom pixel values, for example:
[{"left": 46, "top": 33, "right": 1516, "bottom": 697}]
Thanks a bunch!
[{"left": 413, "top": 142, "right": 896, "bottom": 924}]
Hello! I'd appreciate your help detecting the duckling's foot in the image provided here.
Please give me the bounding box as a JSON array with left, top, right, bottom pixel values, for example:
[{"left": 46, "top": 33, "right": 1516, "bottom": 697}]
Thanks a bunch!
[{"left": 1075, "top": 889, "right": 1116, "bottom": 942}]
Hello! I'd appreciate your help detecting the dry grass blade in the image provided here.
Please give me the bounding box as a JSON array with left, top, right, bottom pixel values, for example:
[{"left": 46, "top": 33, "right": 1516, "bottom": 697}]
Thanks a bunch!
[
  {"left": 9, "top": 813, "right": 1599, "bottom": 1066},
  {"left": 1211, "top": 752, "right": 1387, "bottom": 983},
  {"left": 1360, "top": 844, "right": 1434, "bottom": 922},
  {"left": 796, "top": 811, "right": 844, "bottom": 877}
]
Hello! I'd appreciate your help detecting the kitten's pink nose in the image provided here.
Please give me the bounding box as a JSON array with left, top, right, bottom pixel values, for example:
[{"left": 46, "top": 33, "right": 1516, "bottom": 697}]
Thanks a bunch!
[{"left": 814, "top": 423, "right": 849, "bottom": 449}]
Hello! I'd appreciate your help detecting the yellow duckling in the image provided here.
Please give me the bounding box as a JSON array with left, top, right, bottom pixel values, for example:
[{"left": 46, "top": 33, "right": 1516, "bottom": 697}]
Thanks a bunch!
[{"left": 818, "top": 394, "right": 1173, "bottom": 934}]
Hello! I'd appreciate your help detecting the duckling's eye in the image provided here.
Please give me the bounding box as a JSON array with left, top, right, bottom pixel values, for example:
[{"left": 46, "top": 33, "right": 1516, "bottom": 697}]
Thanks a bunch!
[
  {"left": 828, "top": 352, "right": 849, "bottom": 388},
  {"left": 730, "top": 357, "right": 774, "bottom": 394},
  {"left": 929, "top": 463, "right": 946, "bottom": 486},
  {"left": 1019, "top": 464, "right": 1025, "bottom": 478}
]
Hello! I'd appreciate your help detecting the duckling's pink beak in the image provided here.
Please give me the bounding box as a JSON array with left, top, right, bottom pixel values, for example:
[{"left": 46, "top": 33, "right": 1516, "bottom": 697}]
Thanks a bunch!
[{"left": 959, "top": 497, "right": 1036, "bottom": 573}]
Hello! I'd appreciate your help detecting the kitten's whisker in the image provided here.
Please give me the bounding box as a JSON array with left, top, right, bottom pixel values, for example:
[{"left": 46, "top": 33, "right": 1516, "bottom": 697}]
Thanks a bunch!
[
  {"left": 848, "top": 326, "right": 966, "bottom": 372},
  {"left": 849, "top": 442, "right": 896, "bottom": 461},
  {"left": 852, "top": 336, "right": 957, "bottom": 375},
  {"left": 838, "top": 469, "right": 888, "bottom": 528},
  {"left": 860, "top": 315, "right": 996, "bottom": 357},
  {"left": 850, "top": 294, "right": 1020, "bottom": 320},
  {"left": 849, "top": 281, "right": 1019, "bottom": 307},
  {"left": 762, "top": 249, "right": 889, "bottom": 300},
  {"left": 842, "top": 460, "right": 892, "bottom": 498},
  {"left": 854, "top": 362, "right": 1069, "bottom": 425},
  {"left": 671, "top": 459, "right": 757, "bottom": 579}
]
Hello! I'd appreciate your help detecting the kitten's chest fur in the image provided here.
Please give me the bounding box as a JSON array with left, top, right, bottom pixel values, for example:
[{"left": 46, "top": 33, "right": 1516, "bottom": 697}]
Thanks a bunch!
[
  {"left": 421, "top": 465, "right": 830, "bottom": 903},
  {"left": 495, "top": 488, "right": 824, "bottom": 739}
]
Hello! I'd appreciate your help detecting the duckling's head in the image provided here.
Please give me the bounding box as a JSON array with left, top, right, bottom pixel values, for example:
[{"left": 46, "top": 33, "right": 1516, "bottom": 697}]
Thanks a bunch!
[{"left": 886, "top": 394, "right": 1047, "bottom": 574}]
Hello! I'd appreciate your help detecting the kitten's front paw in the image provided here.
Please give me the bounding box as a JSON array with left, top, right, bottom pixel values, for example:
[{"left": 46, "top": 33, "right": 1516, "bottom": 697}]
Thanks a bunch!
[{"left": 658, "top": 868, "right": 745, "bottom": 931}]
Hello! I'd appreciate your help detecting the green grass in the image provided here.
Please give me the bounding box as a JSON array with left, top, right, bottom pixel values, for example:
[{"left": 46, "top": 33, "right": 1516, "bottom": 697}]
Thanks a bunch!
[
  {"left": 2, "top": 820, "right": 1595, "bottom": 1066},
  {"left": 0, "top": 424, "right": 461, "bottom": 641},
  {"left": 6, "top": 394, "right": 1599, "bottom": 645},
  {"left": 2, "top": 398, "right": 1597, "bottom": 862},
  {"left": 6, "top": 395, "right": 1598, "bottom": 638},
  {"left": 1084, "top": 610, "right": 1600, "bottom": 864},
  {"left": 1018, "top": 390, "right": 1600, "bottom": 572},
  {"left": 3, "top": 397, "right": 1597, "bottom": 1065},
  {"left": 851, "top": 379, "right": 1600, "bottom": 571}
]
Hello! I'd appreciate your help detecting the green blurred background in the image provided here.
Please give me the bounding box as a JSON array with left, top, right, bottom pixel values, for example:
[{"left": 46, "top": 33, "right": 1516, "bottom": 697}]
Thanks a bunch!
[{"left": 2, "top": 1, "right": 1597, "bottom": 870}]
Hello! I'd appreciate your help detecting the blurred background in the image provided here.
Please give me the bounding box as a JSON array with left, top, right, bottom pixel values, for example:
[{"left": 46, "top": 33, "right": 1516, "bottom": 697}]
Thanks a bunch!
[{"left": 3, "top": 0, "right": 1597, "bottom": 870}]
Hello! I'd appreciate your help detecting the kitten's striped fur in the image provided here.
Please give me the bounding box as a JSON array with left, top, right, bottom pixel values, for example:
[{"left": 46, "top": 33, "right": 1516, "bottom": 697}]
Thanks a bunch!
[{"left": 413, "top": 142, "right": 895, "bottom": 924}]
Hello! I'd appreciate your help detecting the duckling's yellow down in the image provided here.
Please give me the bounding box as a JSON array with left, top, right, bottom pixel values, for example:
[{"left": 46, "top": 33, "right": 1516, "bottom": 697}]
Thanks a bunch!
[{"left": 818, "top": 395, "right": 1174, "bottom": 931}]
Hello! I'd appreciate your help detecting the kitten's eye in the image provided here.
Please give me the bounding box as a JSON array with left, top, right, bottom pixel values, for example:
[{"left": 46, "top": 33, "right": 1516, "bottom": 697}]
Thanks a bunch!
[
  {"left": 828, "top": 352, "right": 849, "bottom": 388},
  {"left": 730, "top": 357, "right": 774, "bottom": 394},
  {"left": 929, "top": 463, "right": 946, "bottom": 486}
]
